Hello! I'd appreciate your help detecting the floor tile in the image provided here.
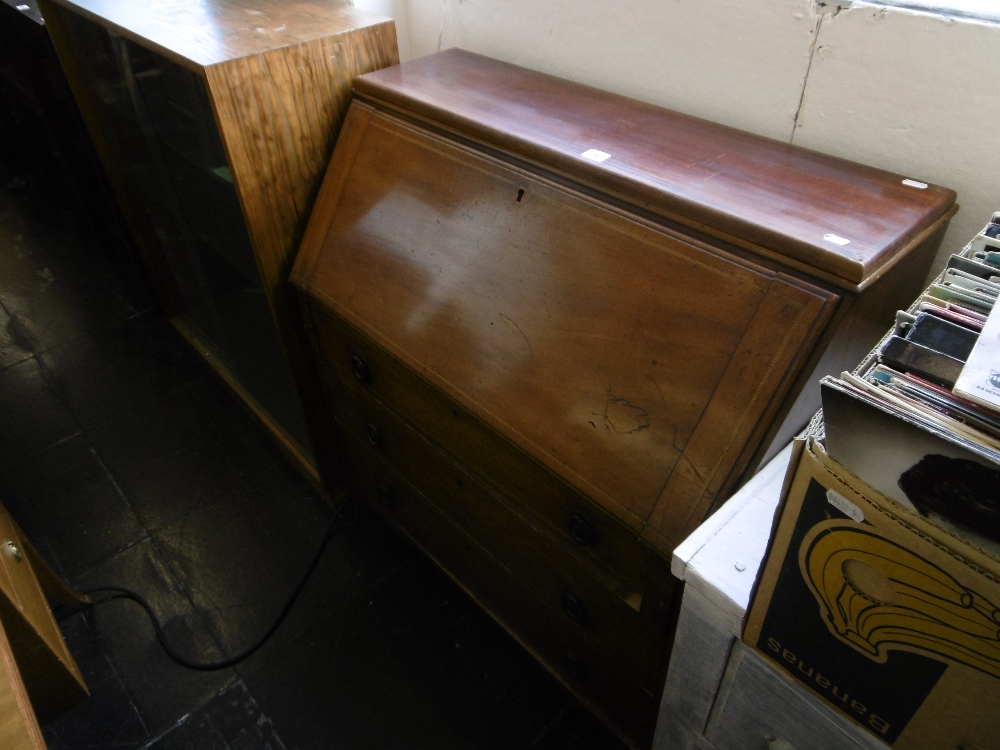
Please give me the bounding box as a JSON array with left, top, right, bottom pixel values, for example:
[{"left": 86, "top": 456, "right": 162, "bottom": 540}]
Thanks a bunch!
[
  {"left": 40, "top": 311, "right": 206, "bottom": 433},
  {"left": 56, "top": 611, "right": 118, "bottom": 691},
  {"left": 0, "top": 192, "right": 139, "bottom": 352},
  {"left": 1, "top": 158, "right": 627, "bottom": 750},
  {"left": 232, "top": 506, "right": 418, "bottom": 677},
  {"left": 0, "top": 356, "right": 79, "bottom": 471},
  {"left": 242, "top": 568, "right": 475, "bottom": 750},
  {"left": 153, "top": 478, "right": 343, "bottom": 661},
  {"left": 73, "top": 538, "right": 238, "bottom": 738},
  {"left": 0, "top": 434, "right": 146, "bottom": 577},
  {"left": 42, "top": 668, "right": 149, "bottom": 750},
  {"left": 243, "top": 552, "right": 618, "bottom": 750},
  {"left": 0, "top": 301, "right": 33, "bottom": 371},
  {"left": 0, "top": 268, "right": 139, "bottom": 355},
  {"left": 87, "top": 380, "right": 253, "bottom": 533},
  {"left": 145, "top": 682, "right": 285, "bottom": 750}
]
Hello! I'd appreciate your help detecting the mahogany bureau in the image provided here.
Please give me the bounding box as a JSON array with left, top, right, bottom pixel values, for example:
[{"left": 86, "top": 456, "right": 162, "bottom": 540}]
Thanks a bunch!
[{"left": 291, "top": 50, "right": 956, "bottom": 747}]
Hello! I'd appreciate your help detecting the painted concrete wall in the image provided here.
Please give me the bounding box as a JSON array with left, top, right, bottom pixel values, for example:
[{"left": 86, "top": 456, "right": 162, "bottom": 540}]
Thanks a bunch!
[
  {"left": 794, "top": 3, "right": 1000, "bottom": 267},
  {"left": 352, "top": 0, "right": 413, "bottom": 61},
  {"left": 369, "top": 0, "right": 999, "bottom": 275},
  {"left": 401, "top": 0, "right": 819, "bottom": 141}
]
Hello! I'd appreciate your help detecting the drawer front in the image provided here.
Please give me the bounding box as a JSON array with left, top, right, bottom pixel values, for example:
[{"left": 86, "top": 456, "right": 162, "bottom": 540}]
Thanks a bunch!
[
  {"left": 705, "top": 643, "right": 888, "bottom": 750},
  {"left": 307, "top": 303, "right": 651, "bottom": 596},
  {"left": 334, "top": 421, "right": 658, "bottom": 747},
  {"left": 323, "top": 378, "right": 674, "bottom": 690}
]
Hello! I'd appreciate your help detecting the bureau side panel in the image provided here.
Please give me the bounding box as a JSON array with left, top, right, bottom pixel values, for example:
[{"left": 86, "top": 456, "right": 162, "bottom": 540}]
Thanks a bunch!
[
  {"left": 205, "top": 23, "right": 398, "bottom": 483},
  {"left": 206, "top": 24, "right": 398, "bottom": 309}
]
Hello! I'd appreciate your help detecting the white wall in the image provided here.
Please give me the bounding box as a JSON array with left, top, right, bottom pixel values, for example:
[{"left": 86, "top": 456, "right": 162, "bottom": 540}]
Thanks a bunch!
[
  {"left": 402, "top": 0, "right": 819, "bottom": 141},
  {"left": 375, "top": 0, "right": 1000, "bottom": 276},
  {"left": 351, "top": 0, "right": 413, "bottom": 61},
  {"left": 793, "top": 3, "right": 1000, "bottom": 265}
]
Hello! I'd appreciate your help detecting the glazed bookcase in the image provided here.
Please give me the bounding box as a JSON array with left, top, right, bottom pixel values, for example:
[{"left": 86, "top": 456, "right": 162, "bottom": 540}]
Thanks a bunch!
[{"left": 39, "top": 0, "right": 398, "bottom": 482}]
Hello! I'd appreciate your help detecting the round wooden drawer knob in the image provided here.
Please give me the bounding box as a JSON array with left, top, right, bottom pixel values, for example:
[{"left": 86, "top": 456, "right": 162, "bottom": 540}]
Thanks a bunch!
[
  {"left": 365, "top": 422, "right": 382, "bottom": 448},
  {"left": 567, "top": 512, "right": 595, "bottom": 546},
  {"left": 350, "top": 352, "right": 371, "bottom": 384},
  {"left": 376, "top": 484, "right": 394, "bottom": 507},
  {"left": 564, "top": 650, "right": 588, "bottom": 681},
  {"left": 561, "top": 589, "right": 589, "bottom": 624}
]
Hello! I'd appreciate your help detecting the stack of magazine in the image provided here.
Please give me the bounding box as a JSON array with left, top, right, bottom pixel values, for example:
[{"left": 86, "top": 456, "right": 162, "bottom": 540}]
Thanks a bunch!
[{"left": 822, "top": 213, "right": 1000, "bottom": 557}]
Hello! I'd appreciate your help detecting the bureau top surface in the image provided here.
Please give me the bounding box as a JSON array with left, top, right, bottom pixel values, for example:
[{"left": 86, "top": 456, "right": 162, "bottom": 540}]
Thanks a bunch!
[
  {"left": 354, "top": 49, "right": 955, "bottom": 287},
  {"left": 44, "top": 0, "right": 390, "bottom": 68}
]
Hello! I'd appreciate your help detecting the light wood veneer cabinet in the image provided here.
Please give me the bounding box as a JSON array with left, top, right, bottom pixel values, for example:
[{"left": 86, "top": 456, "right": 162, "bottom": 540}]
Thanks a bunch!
[
  {"left": 292, "top": 50, "right": 956, "bottom": 747},
  {"left": 39, "top": 0, "right": 399, "bottom": 481},
  {"left": 0, "top": 500, "right": 87, "bottom": 749}
]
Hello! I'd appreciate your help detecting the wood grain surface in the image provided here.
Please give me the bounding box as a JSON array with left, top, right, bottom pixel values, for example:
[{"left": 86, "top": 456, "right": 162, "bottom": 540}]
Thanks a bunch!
[
  {"left": 322, "top": 372, "right": 670, "bottom": 690},
  {"left": 0, "top": 621, "right": 44, "bottom": 750},
  {"left": 0, "top": 503, "right": 86, "bottom": 727},
  {"left": 41, "top": 0, "right": 399, "bottom": 485},
  {"left": 42, "top": 0, "right": 392, "bottom": 69},
  {"left": 292, "top": 50, "right": 956, "bottom": 745},
  {"left": 303, "top": 302, "right": 654, "bottom": 600},
  {"left": 208, "top": 19, "right": 397, "bottom": 444},
  {"left": 353, "top": 49, "right": 956, "bottom": 288},
  {"left": 331, "top": 416, "right": 660, "bottom": 747},
  {"left": 292, "top": 108, "right": 838, "bottom": 555},
  {"left": 207, "top": 13, "right": 397, "bottom": 485}
]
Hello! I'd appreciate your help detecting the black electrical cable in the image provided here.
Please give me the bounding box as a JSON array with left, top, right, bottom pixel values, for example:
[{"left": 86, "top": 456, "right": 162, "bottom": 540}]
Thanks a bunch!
[{"left": 70, "top": 501, "right": 355, "bottom": 671}]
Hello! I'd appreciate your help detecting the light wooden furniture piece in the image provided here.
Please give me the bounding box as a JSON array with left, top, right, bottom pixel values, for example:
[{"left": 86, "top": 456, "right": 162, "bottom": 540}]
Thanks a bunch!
[
  {"left": 39, "top": 0, "right": 399, "bottom": 484},
  {"left": 0, "top": 502, "right": 88, "bottom": 750},
  {"left": 291, "top": 49, "right": 957, "bottom": 747},
  {"left": 654, "top": 446, "right": 889, "bottom": 750}
]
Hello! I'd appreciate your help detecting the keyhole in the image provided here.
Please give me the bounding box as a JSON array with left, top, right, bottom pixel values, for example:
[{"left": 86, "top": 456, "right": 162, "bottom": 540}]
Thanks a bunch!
[{"left": 516, "top": 188, "right": 524, "bottom": 202}]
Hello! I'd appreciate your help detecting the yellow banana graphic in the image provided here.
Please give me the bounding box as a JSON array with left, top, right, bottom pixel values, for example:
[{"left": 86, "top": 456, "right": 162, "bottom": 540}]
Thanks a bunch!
[{"left": 800, "top": 523, "right": 1000, "bottom": 677}]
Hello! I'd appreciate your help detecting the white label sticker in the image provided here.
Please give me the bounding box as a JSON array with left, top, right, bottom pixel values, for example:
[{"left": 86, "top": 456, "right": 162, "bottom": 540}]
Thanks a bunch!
[
  {"left": 827, "top": 489, "right": 865, "bottom": 522},
  {"left": 16, "top": 4, "right": 29, "bottom": 9},
  {"left": 823, "top": 233, "right": 851, "bottom": 246},
  {"left": 581, "top": 149, "right": 611, "bottom": 163},
  {"left": 902, "top": 179, "right": 928, "bottom": 189}
]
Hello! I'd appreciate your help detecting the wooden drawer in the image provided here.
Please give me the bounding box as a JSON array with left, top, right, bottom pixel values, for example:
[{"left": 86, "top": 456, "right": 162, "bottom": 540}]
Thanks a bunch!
[
  {"left": 334, "top": 420, "right": 658, "bottom": 748},
  {"left": 306, "top": 303, "right": 651, "bottom": 597},
  {"left": 322, "top": 374, "right": 674, "bottom": 690}
]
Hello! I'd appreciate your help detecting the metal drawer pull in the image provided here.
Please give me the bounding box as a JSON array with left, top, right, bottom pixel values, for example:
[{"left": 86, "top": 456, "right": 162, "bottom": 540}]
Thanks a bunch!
[
  {"left": 567, "top": 512, "right": 595, "bottom": 546},
  {"left": 561, "top": 589, "right": 589, "bottom": 624},
  {"left": 563, "top": 649, "right": 587, "bottom": 680},
  {"left": 350, "top": 352, "right": 371, "bottom": 384},
  {"left": 4, "top": 540, "right": 22, "bottom": 562},
  {"left": 376, "top": 485, "right": 394, "bottom": 507},
  {"left": 365, "top": 422, "right": 382, "bottom": 448}
]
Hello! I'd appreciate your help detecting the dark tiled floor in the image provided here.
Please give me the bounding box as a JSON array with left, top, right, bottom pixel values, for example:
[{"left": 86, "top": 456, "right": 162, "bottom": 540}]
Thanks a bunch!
[{"left": 0, "top": 170, "right": 624, "bottom": 747}]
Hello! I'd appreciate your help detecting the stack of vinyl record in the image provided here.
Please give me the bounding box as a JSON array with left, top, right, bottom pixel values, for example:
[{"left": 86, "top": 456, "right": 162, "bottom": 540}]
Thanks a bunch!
[{"left": 822, "top": 213, "right": 1000, "bottom": 556}]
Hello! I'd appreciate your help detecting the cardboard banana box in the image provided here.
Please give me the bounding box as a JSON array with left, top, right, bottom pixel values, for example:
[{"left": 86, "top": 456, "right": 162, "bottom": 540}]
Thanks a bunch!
[{"left": 744, "top": 437, "right": 1000, "bottom": 750}]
